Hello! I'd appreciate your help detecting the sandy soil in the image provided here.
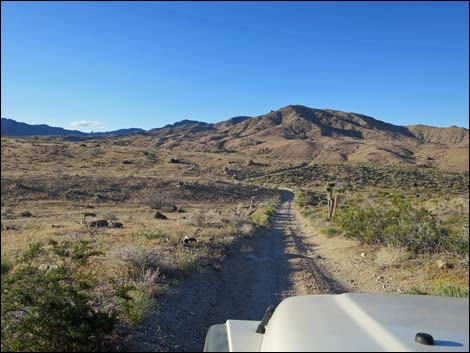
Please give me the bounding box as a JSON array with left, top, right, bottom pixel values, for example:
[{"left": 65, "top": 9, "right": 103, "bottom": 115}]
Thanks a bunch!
[{"left": 124, "top": 190, "right": 399, "bottom": 352}]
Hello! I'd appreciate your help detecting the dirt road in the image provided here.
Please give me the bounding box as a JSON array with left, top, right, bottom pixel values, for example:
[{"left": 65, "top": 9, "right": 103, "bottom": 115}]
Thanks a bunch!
[{"left": 125, "top": 190, "right": 348, "bottom": 352}]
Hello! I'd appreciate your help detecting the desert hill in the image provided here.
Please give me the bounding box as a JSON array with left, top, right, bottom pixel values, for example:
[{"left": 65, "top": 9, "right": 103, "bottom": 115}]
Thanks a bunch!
[
  {"left": 2, "top": 105, "right": 468, "bottom": 171},
  {"left": 141, "top": 105, "right": 468, "bottom": 172}
]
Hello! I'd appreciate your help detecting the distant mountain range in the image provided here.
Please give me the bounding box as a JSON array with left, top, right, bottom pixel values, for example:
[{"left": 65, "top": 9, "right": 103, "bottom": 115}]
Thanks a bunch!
[
  {"left": 2, "top": 105, "right": 468, "bottom": 171},
  {"left": 1, "top": 118, "right": 145, "bottom": 137}
]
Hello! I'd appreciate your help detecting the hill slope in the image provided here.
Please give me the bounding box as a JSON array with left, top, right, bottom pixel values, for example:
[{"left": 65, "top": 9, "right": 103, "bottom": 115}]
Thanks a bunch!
[{"left": 142, "top": 105, "right": 468, "bottom": 171}]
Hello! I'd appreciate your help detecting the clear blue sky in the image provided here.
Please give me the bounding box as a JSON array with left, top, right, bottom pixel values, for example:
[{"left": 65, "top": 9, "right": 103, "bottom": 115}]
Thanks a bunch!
[{"left": 1, "top": 1, "right": 469, "bottom": 131}]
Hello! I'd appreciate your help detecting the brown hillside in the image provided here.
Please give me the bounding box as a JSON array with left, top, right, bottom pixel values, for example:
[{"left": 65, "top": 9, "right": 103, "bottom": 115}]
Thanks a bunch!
[
  {"left": 116, "top": 105, "right": 468, "bottom": 172},
  {"left": 407, "top": 124, "right": 469, "bottom": 145}
]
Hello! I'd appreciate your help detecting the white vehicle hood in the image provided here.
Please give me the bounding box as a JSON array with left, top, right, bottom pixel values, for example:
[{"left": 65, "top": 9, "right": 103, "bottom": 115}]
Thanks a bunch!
[{"left": 224, "top": 293, "right": 469, "bottom": 352}]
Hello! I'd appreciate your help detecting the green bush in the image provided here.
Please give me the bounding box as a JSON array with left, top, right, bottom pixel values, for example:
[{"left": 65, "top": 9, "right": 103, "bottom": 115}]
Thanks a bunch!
[
  {"left": 407, "top": 284, "right": 469, "bottom": 298},
  {"left": 115, "top": 284, "right": 154, "bottom": 326},
  {"left": 433, "top": 284, "right": 469, "bottom": 298},
  {"left": 1, "top": 241, "right": 115, "bottom": 352},
  {"left": 181, "top": 259, "right": 200, "bottom": 276},
  {"left": 334, "top": 194, "right": 467, "bottom": 255},
  {"left": 138, "top": 230, "right": 164, "bottom": 240},
  {"left": 296, "top": 191, "right": 323, "bottom": 207},
  {"left": 1, "top": 257, "right": 12, "bottom": 275},
  {"left": 320, "top": 226, "right": 339, "bottom": 238},
  {"left": 251, "top": 204, "right": 276, "bottom": 228}
]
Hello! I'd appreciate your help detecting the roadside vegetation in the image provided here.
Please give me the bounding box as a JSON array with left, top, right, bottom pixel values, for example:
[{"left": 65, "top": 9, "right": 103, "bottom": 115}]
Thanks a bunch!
[
  {"left": 251, "top": 203, "right": 277, "bottom": 228},
  {"left": 333, "top": 193, "right": 468, "bottom": 256},
  {"left": 295, "top": 174, "right": 469, "bottom": 298}
]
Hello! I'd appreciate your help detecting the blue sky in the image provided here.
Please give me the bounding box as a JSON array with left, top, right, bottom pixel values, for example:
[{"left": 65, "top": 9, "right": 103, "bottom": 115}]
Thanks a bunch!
[{"left": 1, "top": 1, "right": 469, "bottom": 131}]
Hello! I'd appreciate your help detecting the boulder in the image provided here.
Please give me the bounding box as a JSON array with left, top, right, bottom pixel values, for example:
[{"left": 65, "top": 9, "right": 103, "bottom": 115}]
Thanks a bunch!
[
  {"left": 89, "top": 219, "right": 109, "bottom": 228},
  {"left": 154, "top": 211, "right": 168, "bottom": 220}
]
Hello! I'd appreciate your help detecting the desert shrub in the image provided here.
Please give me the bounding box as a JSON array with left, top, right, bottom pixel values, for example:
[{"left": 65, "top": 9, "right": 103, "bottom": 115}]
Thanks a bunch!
[
  {"left": 407, "top": 284, "right": 469, "bottom": 298},
  {"left": 114, "top": 246, "right": 164, "bottom": 283},
  {"left": 186, "top": 209, "right": 208, "bottom": 227},
  {"left": 144, "top": 193, "right": 177, "bottom": 211},
  {"left": 1, "top": 257, "right": 12, "bottom": 275},
  {"left": 297, "top": 191, "right": 323, "bottom": 207},
  {"left": 334, "top": 194, "right": 467, "bottom": 255},
  {"left": 110, "top": 247, "right": 164, "bottom": 326},
  {"left": 264, "top": 205, "right": 276, "bottom": 217},
  {"left": 320, "top": 226, "right": 339, "bottom": 238},
  {"left": 228, "top": 209, "right": 254, "bottom": 236},
  {"left": 103, "top": 212, "right": 119, "bottom": 221},
  {"left": 251, "top": 204, "right": 276, "bottom": 228},
  {"left": 1, "top": 240, "right": 115, "bottom": 352},
  {"left": 186, "top": 208, "right": 224, "bottom": 227},
  {"left": 114, "top": 284, "right": 155, "bottom": 326},
  {"left": 432, "top": 284, "right": 469, "bottom": 298},
  {"left": 238, "top": 223, "right": 254, "bottom": 237},
  {"left": 181, "top": 259, "right": 200, "bottom": 276},
  {"left": 137, "top": 230, "right": 165, "bottom": 240},
  {"left": 407, "top": 287, "right": 427, "bottom": 295}
]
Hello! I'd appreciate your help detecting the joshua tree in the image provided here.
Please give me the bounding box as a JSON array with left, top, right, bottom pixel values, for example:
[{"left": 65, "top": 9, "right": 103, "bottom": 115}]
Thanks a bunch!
[{"left": 326, "top": 183, "right": 344, "bottom": 222}]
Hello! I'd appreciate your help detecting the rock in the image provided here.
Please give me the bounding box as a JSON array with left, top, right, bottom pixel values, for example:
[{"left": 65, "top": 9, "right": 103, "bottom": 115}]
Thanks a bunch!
[
  {"left": 38, "top": 264, "right": 59, "bottom": 272},
  {"left": 182, "top": 236, "right": 197, "bottom": 244},
  {"left": 360, "top": 252, "right": 366, "bottom": 257},
  {"left": 109, "top": 221, "right": 123, "bottom": 229},
  {"left": 38, "top": 264, "right": 48, "bottom": 271},
  {"left": 436, "top": 260, "right": 453, "bottom": 269},
  {"left": 89, "top": 219, "right": 109, "bottom": 228},
  {"left": 2, "top": 224, "right": 18, "bottom": 231},
  {"left": 154, "top": 211, "right": 168, "bottom": 220}
]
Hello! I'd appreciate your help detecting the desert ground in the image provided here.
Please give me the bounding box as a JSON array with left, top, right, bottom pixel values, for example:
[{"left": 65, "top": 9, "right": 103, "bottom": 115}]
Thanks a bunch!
[{"left": 1, "top": 135, "right": 468, "bottom": 352}]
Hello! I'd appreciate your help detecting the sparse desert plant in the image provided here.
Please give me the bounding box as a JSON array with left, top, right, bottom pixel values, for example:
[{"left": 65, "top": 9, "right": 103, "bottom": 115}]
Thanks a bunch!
[
  {"left": 113, "top": 246, "right": 165, "bottom": 282},
  {"left": 238, "top": 223, "right": 254, "bottom": 237},
  {"left": 144, "top": 193, "right": 177, "bottom": 211},
  {"left": 297, "top": 190, "right": 323, "bottom": 207},
  {"left": 103, "top": 212, "right": 119, "bottom": 221},
  {"left": 186, "top": 209, "right": 207, "bottom": 227},
  {"left": 432, "top": 284, "right": 469, "bottom": 298},
  {"left": 251, "top": 204, "right": 276, "bottom": 228},
  {"left": 186, "top": 208, "right": 223, "bottom": 227},
  {"left": 137, "top": 230, "right": 165, "bottom": 240},
  {"left": 113, "top": 283, "right": 155, "bottom": 327},
  {"left": 181, "top": 259, "right": 200, "bottom": 276},
  {"left": 1, "top": 257, "right": 12, "bottom": 275},
  {"left": 320, "top": 226, "right": 339, "bottom": 238},
  {"left": 407, "top": 284, "right": 469, "bottom": 298}
]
